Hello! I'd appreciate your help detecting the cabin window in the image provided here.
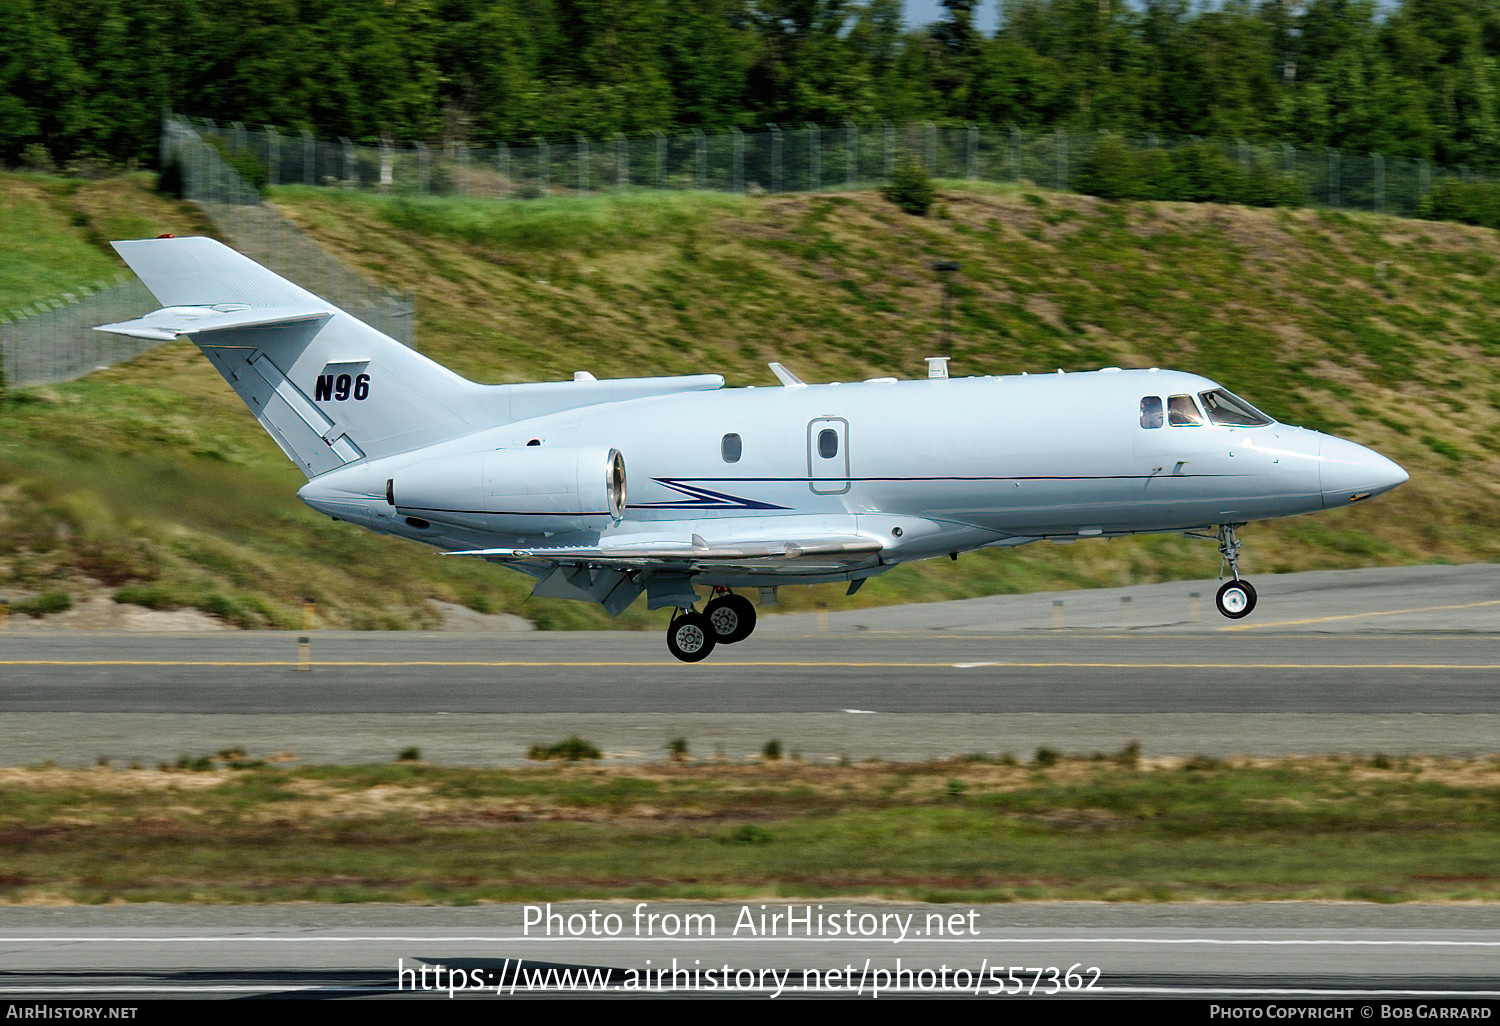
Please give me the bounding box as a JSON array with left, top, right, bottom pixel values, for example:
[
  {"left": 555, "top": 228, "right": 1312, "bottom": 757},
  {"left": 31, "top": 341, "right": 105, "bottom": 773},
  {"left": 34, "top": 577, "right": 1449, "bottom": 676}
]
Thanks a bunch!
[
  {"left": 818, "top": 428, "right": 839, "bottom": 459},
  {"left": 1139, "top": 396, "right": 1163, "bottom": 429},
  {"left": 1167, "top": 394, "right": 1203, "bottom": 427},
  {"left": 721, "top": 433, "right": 742, "bottom": 463},
  {"left": 1198, "top": 388, "right": 1272, "bottom": 427}
]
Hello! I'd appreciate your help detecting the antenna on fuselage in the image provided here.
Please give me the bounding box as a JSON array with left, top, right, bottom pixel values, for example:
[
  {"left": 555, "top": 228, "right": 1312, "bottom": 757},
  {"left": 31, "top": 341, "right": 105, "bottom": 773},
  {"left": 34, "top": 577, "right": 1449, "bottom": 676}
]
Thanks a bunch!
[{"left": 768, "top": 362, "right": 807, "bottom": 388}]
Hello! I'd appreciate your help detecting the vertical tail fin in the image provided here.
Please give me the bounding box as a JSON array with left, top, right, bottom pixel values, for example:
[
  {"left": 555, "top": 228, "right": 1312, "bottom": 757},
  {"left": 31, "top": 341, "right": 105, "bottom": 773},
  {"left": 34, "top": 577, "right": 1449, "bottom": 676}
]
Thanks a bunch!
[{"left": 98, "top": 237, "right": 488, "bottom": 477}]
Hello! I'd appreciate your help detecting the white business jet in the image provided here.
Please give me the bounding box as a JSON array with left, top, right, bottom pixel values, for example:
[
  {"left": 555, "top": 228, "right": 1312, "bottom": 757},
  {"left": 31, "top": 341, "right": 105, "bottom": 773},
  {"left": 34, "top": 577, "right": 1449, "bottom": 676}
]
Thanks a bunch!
[{"left": 98, "top": 237, "right": 1408, "bottom": 661}]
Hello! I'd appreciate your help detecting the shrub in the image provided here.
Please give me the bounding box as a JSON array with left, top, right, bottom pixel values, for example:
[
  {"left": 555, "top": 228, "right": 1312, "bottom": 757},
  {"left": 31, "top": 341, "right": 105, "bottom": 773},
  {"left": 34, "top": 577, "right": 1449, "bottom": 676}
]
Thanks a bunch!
[
  {"left": 20, "top": 143, "right": 54, "bottom": 174},
  {"left": 397, "top": 746, "right": 422, "bottom": 763},
  {"left": 1077, "top": 137, "right": 1305, "bottom": 208},
  {"left": 157, "top": 160, "right": 185, "bottom": 198},
  {"left": 1421, "top": 179, "right": 1500, "bottom": 229},
  {"left": 727, "top": 824, "right": 772, "bottom": 844},
  {"left": 667, "top": 737, "right": 689, "bottom": 761},
  {"left": 527, "top": 735, "right": 601, "bottom": 761},
  {"left": 883, "top": 156, "right": 934, "bottom": 215},
  {"left": 762, "top": 739, "right": 783, "bottom": 761},
  {"left": 1032, "top": 746, "right": 1060, "bottom": 768},
  {"left": 205, "top": 137, "right": 269, "bottom": 195},
  {"left": 15, "top": 591, "right": 71, "bottom": 618},
  {"left": 1075, "top": 135, "right": 1144, "bottom": 201}
]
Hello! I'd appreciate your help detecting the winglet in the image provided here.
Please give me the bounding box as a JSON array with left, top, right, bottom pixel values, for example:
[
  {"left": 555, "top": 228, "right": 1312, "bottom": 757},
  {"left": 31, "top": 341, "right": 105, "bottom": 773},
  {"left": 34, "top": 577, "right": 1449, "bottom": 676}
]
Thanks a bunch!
[{"left": 768, "top": 362, "right": 806, "bottom": 388}]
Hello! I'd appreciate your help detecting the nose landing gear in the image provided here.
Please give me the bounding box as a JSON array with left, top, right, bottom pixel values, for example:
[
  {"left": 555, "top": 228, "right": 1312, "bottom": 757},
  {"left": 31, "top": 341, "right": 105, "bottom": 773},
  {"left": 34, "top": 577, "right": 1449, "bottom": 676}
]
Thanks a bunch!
[
  {"left": 1212, "top": 524, "right": 1257, "bottom": 619},
  {"left": 666, "top": 589, "right": 759, "bottom": 662}
]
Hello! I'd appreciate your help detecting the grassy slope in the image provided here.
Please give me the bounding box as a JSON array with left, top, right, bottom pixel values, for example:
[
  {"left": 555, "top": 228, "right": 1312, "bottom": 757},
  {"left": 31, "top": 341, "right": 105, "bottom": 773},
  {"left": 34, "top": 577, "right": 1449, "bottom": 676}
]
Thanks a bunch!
[{"left": 1, "top": 174, "right": 1497, "bottom": 628}]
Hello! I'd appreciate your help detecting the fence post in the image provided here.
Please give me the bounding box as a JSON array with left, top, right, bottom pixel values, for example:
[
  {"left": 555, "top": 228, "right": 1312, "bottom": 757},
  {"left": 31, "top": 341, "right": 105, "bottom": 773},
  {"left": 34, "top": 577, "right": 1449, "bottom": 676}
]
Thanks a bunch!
[
  {"left": 266, "top": 126, "right": 279, "bottom": 186},
  {"left": 415, "top": 141, "right": 430, "bottom": 196},
  {"left": 846, "top": 120, "right": 858, "bottom": 189},
  {"left": 1374, "top": 152, "right": 1385, "bottom": 214},
  {"left": 808, "top": 123, "right": 820, "bottom": 191},
  {"left": 1010, "top": 124, "right": 1021, "bottom": 181},
  {"left": 1328, "top": 147, "right": 1340, "bottom": 209},
  {"left": 653, "top": 130, "right": 665, "bottom": 188},
  {"left": 380, "top": 138, "right": 393, "bottom": 191},
  {"left": 925, "top": 121, "right": 936, "bottom": 173},
  {"left": 458, "top": 140, "right": 469, "bottom": 198},
  {"left": 1418, "top": 158, "right": 1430, "bottom": 205},
  {"left": 967, "top": 121, "right": 978, "bottom": 180},
  {"left": 615, "top": 132, "right": 628, "bottom": 189},
  {"left": 884, "top": 121, "right": 894, "bottom": 180},
  {"left": 536, "top": 138, "right": 548, "bottom": 197},
  {"left": 768, "top": 123, "right": 782, "bottom": 194},
  {"left": 341, "top": 137, "right": 356, "bottom": 186},
  {"left": 576, "top": 134, "right": 588, "bottom": 195},
  {"left": 1057, "top": 127, "right": 1069, "bottom": 189},
  {"left": 693, "top": 127, "right": 706, "bottom": 190},
  {"left": 732, "top": 126, "right": 744, "bottom": 192},
  {"left": 498, "top": 141, "right": 509, "bottom": 198},
  {"left": 232, "top": 120, "right": 246, "bottom": 153}
]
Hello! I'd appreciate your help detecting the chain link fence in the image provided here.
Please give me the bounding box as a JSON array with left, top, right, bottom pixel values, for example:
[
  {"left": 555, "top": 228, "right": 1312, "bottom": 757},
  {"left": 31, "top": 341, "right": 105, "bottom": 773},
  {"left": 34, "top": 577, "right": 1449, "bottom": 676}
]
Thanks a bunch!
[
  {"left": 160, "top": 116, "right": 417, "bottom": 348},
  {"left": 187, "top": 116, "right": 1459, "bottom": 218},
  {"left": 1, "top": 278, "right": 158, "bottom": 388},
  {"left": 2, "top": 114, "right": 1469, "bottom": 391},
  {"left": 0, "top": 118, "right": 418, "bottom": 390}
]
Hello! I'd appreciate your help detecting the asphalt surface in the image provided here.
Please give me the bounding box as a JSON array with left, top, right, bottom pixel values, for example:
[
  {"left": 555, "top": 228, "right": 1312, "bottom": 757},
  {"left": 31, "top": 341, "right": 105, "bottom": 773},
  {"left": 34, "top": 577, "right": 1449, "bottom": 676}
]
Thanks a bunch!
[
  {"left": 1, "top": 565, "right": 1498, "bottom": 1000},
  {"left": 1, "top": 902, "right": 1497, "bottom": 1000},
  {"left": 0, "top": 563, "right": 1497, "bottom": 765}
]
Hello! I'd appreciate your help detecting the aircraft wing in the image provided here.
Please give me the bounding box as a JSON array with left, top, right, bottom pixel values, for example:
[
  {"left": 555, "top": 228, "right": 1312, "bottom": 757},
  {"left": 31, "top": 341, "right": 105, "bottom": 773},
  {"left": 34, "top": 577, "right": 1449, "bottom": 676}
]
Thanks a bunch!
[{"left": 445, "top": 534, "right": 883, "bottom": 573}]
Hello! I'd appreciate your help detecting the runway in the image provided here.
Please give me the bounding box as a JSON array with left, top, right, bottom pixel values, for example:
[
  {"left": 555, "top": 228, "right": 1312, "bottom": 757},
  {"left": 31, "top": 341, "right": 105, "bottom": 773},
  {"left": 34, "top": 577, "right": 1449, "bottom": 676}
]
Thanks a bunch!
[
  {"left": 0, "top": 563, "right": 1497, "bottom": 766},
  {"left": 2, "top": 565, "right": 1499, "bottom": 1001},
  {"left": 1, "top": 902, "right": 1498, "bottom": 1000}
]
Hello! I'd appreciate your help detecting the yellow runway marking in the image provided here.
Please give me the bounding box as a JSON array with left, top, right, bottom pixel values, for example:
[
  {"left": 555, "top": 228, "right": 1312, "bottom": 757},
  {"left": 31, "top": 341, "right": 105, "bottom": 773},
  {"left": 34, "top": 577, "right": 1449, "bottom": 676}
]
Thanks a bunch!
[{"left": 1220, "top": 599, "right": 1500, "bottom": 631}]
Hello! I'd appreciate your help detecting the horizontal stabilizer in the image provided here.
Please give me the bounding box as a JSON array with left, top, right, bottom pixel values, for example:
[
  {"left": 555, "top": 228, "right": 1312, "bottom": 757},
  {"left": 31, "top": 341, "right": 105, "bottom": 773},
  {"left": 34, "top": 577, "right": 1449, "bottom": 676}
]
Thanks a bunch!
[{"left": 95, "top": 305, "right": 332, "bottom": 341}]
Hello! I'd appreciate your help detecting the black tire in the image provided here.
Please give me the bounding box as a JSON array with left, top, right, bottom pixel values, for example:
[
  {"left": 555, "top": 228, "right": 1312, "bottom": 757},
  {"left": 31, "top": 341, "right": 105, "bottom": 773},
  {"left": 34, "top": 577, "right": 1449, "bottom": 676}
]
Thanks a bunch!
[
  {"left": 667, "top": 612, "right": 716, "bottom": 662},
  {"left": 704, "top": 594, "right": 757, "bottom": 644},
  {"left": 1215, "top": 579, "right": 1257, "bottom": 619}
]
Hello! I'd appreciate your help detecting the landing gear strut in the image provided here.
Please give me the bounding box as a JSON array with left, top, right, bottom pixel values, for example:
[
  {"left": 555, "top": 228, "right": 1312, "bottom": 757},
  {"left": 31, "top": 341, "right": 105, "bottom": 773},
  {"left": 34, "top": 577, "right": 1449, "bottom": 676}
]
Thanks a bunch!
[
  {"left": 666, "top": 590, "right": 759, "bottom": 662},
  {"left": 1212, "top": 524, "right": 1257, "bottom": 619}
]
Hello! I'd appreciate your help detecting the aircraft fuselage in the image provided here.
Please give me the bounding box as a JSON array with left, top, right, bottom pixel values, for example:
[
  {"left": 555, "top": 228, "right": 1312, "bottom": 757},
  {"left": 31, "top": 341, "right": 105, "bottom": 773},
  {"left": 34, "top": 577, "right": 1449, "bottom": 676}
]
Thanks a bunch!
[{"left": 298, "top": 367, "right": 1405, "bottom": 583}]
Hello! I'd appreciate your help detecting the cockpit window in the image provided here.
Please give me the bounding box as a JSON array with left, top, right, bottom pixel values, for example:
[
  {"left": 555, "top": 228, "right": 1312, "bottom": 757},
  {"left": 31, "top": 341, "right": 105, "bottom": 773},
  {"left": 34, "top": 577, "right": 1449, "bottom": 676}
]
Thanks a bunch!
[
  {"left": 1139, "top": 396, "right": 1163, "bottom": 429},
  {"left": 1198, "top": 388, "right": 1273, "bottom": 427},
  {"left": 1167, "top": 394, "right": 1203, "bottom": 427}
]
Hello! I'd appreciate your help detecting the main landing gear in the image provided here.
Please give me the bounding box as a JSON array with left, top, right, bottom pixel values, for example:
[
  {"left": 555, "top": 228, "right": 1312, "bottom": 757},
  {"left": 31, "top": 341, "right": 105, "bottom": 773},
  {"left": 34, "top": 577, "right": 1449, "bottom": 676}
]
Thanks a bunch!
[
  {"left": 666, "top": 589, "right": 758, "bottom": 662},
  {"left": 1211, "top": 524, "right": 1257, "bottom": 620}
]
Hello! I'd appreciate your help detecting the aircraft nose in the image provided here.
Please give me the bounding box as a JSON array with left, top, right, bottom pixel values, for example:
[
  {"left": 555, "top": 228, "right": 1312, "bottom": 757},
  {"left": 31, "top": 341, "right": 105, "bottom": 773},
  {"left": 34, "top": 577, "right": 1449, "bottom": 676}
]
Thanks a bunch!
[{"left": 1319, "top": 435, "right": 1408, "bottom": 509}]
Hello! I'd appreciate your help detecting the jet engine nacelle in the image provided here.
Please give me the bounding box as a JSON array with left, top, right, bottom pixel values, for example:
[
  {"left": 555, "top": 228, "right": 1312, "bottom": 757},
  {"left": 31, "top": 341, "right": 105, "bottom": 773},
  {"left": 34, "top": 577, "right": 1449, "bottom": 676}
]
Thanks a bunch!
[{"left": 391, "top": 446, "right": 626, "bottom": 532}]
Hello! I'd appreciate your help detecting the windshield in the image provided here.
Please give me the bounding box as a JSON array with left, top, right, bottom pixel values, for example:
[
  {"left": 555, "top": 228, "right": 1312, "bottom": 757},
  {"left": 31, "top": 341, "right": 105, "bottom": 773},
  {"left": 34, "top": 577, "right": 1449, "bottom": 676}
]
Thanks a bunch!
[{"left": 1198, "top": 388, "right": 1272, "bottom": 427}]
